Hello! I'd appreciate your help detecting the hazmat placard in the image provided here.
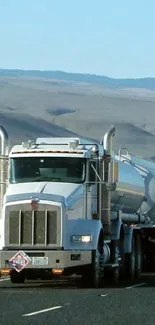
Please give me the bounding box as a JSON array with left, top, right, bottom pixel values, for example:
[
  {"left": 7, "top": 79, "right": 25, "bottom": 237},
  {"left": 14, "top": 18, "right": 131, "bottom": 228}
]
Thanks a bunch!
[{"left": 9, "top": 251, "right": 31, "bottom": 273}]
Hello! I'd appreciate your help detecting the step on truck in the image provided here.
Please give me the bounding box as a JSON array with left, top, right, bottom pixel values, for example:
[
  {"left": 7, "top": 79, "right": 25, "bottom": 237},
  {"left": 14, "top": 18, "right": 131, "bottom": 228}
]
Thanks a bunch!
[{"left": 0, "top": 125, "right": 155, "bottom": 287}]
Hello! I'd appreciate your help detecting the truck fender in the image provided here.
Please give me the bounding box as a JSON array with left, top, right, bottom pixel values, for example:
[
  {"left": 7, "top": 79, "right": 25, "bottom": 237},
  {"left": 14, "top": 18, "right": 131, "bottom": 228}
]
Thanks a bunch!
[
  {"left": 124, "top": 226, "right": 134, "bottom": 253},
  {"left": 64, "top": 219, "right": 103, "bottom": 250}
]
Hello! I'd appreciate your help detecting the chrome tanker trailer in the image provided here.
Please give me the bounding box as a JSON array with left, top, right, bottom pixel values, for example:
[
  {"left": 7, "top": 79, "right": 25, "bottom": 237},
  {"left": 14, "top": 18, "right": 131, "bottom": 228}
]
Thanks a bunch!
[{"left": 0, "top": 125, "right": 155, "bottom": 287}]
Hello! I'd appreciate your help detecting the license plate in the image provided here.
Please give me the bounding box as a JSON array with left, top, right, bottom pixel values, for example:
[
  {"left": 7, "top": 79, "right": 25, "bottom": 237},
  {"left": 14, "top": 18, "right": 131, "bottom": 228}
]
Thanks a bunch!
[{"left": 32, "top": 256, "right": 48, "bottom": 266}]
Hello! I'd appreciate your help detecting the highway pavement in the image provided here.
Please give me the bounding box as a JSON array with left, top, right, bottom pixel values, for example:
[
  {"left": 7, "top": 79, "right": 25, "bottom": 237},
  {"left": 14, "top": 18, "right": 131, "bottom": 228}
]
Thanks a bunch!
[{"left": 0, "top": 275, "right": 155, "bottom": 325}]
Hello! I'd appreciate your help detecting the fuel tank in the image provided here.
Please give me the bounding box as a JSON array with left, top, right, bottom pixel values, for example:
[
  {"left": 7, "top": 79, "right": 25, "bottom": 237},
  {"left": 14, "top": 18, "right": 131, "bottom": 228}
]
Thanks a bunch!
[
  {"left": 120, "top": 154, "right": 155, "bottom": 222},
  {"left": 110, "top": 159, "right": 145, "bottom": 214}
]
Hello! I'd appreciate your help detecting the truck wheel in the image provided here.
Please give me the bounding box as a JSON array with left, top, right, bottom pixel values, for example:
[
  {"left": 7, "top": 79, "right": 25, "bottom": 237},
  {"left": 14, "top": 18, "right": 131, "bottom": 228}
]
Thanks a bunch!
[
  {"left": 118, "top": 236, "right": 125, "bottom": 279},
  {"left": 91, "top": 249, "right": 103, "bottom": 288},
  {"left": 112, "top": 267, "right": 120, "bottom": 285},
  {"left": 135, "top": 233, "right": 142, "bottom": 279},
  {"left": 82, "top": 249, "right": 103, "bottom": 288},
  {"left": 10, "top": 270, "right": 25, "bottom": 284},
  {"left": 125, "top": 235, "right": 136, "bottom": 282}
]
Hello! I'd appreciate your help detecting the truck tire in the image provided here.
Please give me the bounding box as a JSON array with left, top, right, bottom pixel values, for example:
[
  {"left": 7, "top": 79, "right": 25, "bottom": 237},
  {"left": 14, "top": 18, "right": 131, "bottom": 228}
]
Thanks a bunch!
[
  {"left": 112, "top": 266, "right": 120, "bottom": 285},
  {"left": 118, "top": 236, "right": 125, "bottom": 279},
  {"left": 135, "top": 233, "right": 142, "bottom": 279},
  {"left": 125, "top": 235, "right": 136, "bottom": 282},
  {"left": 10, "top": 270, "right": 25, "bottom": 284},
  {"left": 82, "top": 248, "right": 103, "bottom": 288},
  {"left": 91, "top": 249, "right": 103, "bottom": 288},
  {"left": 110, "top": 238, "right": 124, "bottom": 285}
]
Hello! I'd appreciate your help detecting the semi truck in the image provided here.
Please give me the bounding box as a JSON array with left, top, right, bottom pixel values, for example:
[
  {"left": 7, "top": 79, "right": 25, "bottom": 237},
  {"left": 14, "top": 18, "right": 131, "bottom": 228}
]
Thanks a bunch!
[{"left": 0, "top": 124, "right": 155, "bottom": 287}]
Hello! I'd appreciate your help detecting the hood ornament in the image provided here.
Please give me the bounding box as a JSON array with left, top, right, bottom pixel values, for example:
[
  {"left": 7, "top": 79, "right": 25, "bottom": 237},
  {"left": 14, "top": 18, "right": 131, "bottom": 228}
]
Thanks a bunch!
[{"left": 30, "top": 197, "right": 39, "bottom": 211}]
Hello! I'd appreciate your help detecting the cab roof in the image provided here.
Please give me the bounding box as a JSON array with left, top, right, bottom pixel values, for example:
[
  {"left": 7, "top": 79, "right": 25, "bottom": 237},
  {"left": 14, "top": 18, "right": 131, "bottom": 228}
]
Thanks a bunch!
[{"left": 9, "top": 136, "right": 103, "bottom": 158}]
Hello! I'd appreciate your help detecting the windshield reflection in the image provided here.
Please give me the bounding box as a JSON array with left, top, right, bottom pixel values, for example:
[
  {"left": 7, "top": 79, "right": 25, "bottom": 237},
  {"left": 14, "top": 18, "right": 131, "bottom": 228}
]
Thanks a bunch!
[{"left": 10, "top": 157, "right": 86, "bottom": 184}]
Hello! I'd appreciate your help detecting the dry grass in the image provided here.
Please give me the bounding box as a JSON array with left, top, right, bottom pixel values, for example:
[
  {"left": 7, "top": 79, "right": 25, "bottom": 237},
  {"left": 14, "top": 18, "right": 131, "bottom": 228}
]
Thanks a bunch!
[{"left": 0, "top": 76, "right": 155, "bottom": 158}]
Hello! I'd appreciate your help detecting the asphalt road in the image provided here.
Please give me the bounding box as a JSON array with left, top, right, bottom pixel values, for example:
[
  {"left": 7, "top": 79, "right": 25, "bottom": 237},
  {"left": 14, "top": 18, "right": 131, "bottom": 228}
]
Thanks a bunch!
[{"left": 0, "top": 275, "right": 155, "bottom": 325}]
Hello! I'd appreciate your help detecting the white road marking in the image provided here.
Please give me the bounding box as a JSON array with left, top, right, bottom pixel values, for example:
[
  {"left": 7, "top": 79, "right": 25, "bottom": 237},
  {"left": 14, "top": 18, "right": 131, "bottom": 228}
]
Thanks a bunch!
[
  {"left": 23, "top": 305, "right": 63, "bottom": 317},
  {"left": 0, "top": 278, "right": 10, "bottom": 282},
  {"left": 125, "top": 282, "right": 146, "bottom": 289},
  {"left": 23, "top": 293, "right": 108, "bottom": 317}
]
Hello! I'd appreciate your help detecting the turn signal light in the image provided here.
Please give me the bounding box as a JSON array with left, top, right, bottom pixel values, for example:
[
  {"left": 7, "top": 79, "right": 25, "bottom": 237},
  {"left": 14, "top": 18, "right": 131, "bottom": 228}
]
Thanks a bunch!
[
  {"left": 1, "top": 268, "right": 10, "bottom": 275},
  {"left": 52, "top": 268, "right": 64, "bottom": 275}
]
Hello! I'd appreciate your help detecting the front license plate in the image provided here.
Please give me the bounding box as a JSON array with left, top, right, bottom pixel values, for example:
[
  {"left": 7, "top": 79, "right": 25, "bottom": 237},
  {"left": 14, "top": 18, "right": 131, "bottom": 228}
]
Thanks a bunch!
[{"left": 32, "top": 256, "right": 49, "bottom": 266}]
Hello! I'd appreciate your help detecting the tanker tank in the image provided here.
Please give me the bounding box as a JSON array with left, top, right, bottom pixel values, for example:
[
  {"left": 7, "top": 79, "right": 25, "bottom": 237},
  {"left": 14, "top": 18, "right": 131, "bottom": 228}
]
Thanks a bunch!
[
  {"left": 111, "top": 159, "right": 145, "bottom": 214},
  {"left": 115, "top": 152, "right": 155, "bottom": 223}
]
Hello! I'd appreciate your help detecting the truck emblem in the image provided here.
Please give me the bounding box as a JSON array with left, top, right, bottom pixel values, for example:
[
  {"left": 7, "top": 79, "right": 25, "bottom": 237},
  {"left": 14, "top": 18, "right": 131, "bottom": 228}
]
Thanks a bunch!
[
  {"left": 31, "top": 198, "right": 39, "bottom": 210},
  {"left": 8, "top": 251, "right": 31, "bottom": 273}
]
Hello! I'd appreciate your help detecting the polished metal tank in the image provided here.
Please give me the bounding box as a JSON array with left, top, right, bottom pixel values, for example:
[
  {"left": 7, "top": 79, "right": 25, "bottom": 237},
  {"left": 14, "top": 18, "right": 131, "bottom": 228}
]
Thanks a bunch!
[
  {"left": 120, "top": 154, "right": 155, "bottom": 222},
  {"left": 102, "top": 127, "right": 145, "bottom": 217},
  {"left": 111, "top": 159, "right": 145, "bottom": 214}
]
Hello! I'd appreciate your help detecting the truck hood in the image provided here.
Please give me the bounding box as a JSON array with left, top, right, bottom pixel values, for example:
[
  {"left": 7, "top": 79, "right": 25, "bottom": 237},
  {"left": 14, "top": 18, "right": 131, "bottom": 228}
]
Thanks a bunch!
[{"left": 5, "top": 182, "right": 83, "bottom": 207}]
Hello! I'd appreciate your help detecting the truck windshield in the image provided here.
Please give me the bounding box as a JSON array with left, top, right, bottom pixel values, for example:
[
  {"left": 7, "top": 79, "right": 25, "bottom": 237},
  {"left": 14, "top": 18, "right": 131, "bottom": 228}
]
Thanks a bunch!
[{"left": 10, "top": 157, "right": 86, "bottom": 184}]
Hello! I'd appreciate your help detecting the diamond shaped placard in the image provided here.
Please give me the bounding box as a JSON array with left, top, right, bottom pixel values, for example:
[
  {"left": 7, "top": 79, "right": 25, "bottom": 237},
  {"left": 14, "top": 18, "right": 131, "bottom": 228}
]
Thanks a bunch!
[{"left": 9, "top": 251, "right": 31, "bottom": 273}]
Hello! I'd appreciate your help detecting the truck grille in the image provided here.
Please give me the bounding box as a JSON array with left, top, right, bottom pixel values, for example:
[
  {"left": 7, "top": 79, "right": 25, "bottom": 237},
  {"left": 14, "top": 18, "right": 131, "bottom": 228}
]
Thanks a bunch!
[{"left": 6, "top": 206, "right": 61, "bottom": 247}]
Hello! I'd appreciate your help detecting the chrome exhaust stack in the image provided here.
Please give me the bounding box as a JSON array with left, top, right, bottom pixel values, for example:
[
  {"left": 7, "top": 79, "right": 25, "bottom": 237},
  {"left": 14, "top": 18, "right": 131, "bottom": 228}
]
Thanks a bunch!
[
  {"left": 0, "top": 126, "right": 9, "bottom": 156},
  {"left": 99, "top": 126, "right": 116, "bottom": 237},
  {"left": 103, "top": 125, "right": 116, "bottom": 157},
  {"left": 0, "top": 126, "right": 9, "bottom": 219}
]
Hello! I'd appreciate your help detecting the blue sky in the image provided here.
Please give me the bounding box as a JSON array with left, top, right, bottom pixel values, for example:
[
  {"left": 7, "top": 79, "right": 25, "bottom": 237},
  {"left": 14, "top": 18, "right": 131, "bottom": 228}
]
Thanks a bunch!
[{"left": 0, "top": 0, "right": 154, "bottom": 78}]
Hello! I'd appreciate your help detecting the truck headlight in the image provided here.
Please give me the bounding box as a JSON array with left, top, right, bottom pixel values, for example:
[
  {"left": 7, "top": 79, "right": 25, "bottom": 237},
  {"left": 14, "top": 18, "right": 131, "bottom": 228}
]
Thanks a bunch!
[{"left": 71, "top": 235, "right": 92, "bottom": 243}]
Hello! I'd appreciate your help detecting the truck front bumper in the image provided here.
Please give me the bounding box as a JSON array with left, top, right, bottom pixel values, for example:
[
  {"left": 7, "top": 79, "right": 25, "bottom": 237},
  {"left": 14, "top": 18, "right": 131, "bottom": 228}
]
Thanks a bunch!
[{"left": 0, "top": 249, "right": 92, "bottom": 272}]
